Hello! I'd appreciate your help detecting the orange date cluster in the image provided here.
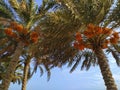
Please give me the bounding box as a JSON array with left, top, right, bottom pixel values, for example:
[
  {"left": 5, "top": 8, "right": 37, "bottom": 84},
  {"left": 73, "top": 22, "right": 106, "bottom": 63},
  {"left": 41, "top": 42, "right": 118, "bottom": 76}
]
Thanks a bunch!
[
  {"left": 74, "top": 24, "right": 119, "bottom": 50},
  {"left": 4, "top": 22, "right": 39, "bottom": 45}
]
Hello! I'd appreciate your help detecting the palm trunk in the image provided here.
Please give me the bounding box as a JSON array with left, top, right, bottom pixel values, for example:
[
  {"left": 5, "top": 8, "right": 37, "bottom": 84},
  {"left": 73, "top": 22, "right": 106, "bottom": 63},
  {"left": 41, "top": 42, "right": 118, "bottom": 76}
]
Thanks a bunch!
[
  {"left": 0, "top": 42, "right": 23, "bottom": 90},
  {"left": 94, "top": 47, "right": 118, "bottom": 90},
  {"left": 21, "top": 59, "right": 30, "bottom": 90}
]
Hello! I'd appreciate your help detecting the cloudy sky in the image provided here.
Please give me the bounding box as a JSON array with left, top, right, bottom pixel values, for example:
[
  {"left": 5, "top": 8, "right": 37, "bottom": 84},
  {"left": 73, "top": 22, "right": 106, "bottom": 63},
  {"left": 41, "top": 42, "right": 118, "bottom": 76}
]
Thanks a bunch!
[{"left": 9, "top": 0, "right": 120, "bottom": 90}]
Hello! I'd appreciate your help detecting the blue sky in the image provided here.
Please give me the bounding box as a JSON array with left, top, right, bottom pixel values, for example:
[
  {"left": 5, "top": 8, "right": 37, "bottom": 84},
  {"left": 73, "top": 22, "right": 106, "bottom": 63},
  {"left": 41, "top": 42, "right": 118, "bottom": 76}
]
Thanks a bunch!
[
  {"left": 9, "top": 53, "right": 120, "bottom": 90},
  {"left": 9, "top": 54, "right": 120, "bottom": 90},
  {"left": 9, "top": 0, "right": 120, "bottom": 90}
]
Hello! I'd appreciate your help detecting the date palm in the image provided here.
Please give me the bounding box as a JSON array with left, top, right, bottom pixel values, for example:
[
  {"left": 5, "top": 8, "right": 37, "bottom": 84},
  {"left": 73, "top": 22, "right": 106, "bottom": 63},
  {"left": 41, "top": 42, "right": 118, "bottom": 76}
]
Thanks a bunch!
[
  {"left": 0, "top": 61, "right": 23, "bottom": 85},
  {"left": 0, "top": 18, "right": 23, "bottom": 85},
  {"left": 39, "top": 0, "right": 120, "bottom": 90},
  {"left": 20, "top": 53, "right": 52, "bottom": 90},
  {"left": 72, "top": 24, "right": 119, "bottom": 90},
  {"left": 0, "top": 0, "right": 55, "bottom": 90}
]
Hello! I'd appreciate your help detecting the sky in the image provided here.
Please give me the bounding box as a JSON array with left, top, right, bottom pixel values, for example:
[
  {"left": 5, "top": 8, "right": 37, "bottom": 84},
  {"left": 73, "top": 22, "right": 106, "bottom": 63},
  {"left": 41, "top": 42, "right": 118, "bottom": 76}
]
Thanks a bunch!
[
  {"left": 9, "top": 54, "right": 120, "bottom": 90},
  {"left": 9, "top": 0, "right": 120, "bottom": 90}
]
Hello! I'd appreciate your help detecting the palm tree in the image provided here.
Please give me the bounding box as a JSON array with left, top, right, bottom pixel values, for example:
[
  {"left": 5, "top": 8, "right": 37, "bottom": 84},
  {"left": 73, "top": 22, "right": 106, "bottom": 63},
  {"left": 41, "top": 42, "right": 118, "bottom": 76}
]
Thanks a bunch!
[
  {"left": 72, "top": 24, "right": 119, "bottom": 90},
  {"left": 0, "top": 0, "right": 55, "bottom": 90},
  {"left": 20, "top": 43, "right": 54, "bottom": 90},
  {"left": 39, "top": 0, "right": 120, "bottom": 90},
  {"left": 0, "top": 10, "right": 23, "bottom": 85},
  {"left": 20, "top": 55, "right": 31, "bottom": 90},
  {"left": 0, "top": 61, "right": 23, "bottom": 85}
]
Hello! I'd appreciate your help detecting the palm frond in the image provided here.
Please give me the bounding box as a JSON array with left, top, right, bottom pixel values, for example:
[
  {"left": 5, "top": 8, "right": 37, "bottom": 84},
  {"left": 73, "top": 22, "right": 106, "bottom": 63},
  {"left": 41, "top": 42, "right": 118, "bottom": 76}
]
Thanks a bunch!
[
  {"left": 107, "top": 44, "right": 120, "bottom": 66},
  {"left": 106, "top": 0, "right": 120, "bottom": 28},
  {"left": 81, "top": 50, "right": 97, "bottom": 70},
  {"left": 8, "top": 0, "right": 20, "bottom": 10},
  {"left": 55, "top": 0, "right": 114, "bottom": 25},
  {"left": 9, "top": 0, "right": 37, "bottom": 25},
  {"left": 111, "top": 50, "right": 120, "bottom": 66},
  {"left": 67, "top": 50, "right": 98, "bottom": 72},
  {"left": 43, "top": 64, "right": 51, "bottom": 81},
  {"left": 39, "top": 8, "right": 80, "bottom": 64},
  {"left": 0, "top": 0, "right": 14, "bottom": 19},
  {"left": 39, "top": 0, "right": 115, "bottom": 67},
  {"left": 39, "top": 66, "right": 44, "bottom": 77},
  {"left": 38, "top": 0, "right": 56, "bottom": 14},
  {"left": 113, "top": 43, "right": 120, "bottom": 53},
  {"left": 30, "top": 60, "right": 44, "bottom": 78},
  {"left": 69, "top": 54, "right": 82, "bottom": 73}
]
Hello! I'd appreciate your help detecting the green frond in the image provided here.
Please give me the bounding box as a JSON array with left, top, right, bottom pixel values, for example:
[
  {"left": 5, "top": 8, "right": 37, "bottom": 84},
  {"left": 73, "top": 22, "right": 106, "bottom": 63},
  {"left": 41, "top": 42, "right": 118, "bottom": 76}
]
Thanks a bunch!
[
  {"left": 39, "top": 8, "right": 80, "bottom": 63},
  {"left": 81, "top": 50, "right": 97, "bottom": 70},
  {"left": 107, "top": 46, "right": 120, "bottom": 66},
  {"left": 43, "top": 64, "right": 51, "bottom": 81},
  {"left": 8, "top": 0, "right": 20, "bottom": 10},
  {"left": 9, "top": 0, "right": 37, "bottom": 26},
  {"left": 0, "top": 0, "right": 14, "bottom": 19},
  {"left": 113, "top": 44, "right": 120, "bottom": 53},
  {"left": 39, "top": 66, "right": 44, "bottom": 77},
  {"left": 67, "top": 50, "right": 97, "bottom": 72},
  {"left": 11, "top": 74, "right": 23, "bottom": 84},
  {"left": 106, "top": 0, "right": 120, "bottom": 28},
  {"left": 0, "top": 61, "right": 23, "bottom": 84},
  {"left": 27, "top": 0, "right": 35, "bottom": 12},
  {"left": 39, "top": 0, "right": 115, "bottom": 67},
  {"left": 69, "top": 55, "right": 82, "bottom": 73},
  {"left": 38, "top": 0, "right": 55, "bottom": 14},
  {"left": 0, "top": 41, "right": 16, "bottom": 61},
  {"left": 111, "top": 51, "right": 120, "bottom": 66},
  {"left": 30, "top": 60, "right": 44, "bottom": 78},
  {"left": 55, "top": 0, "right": 114, "bottom": 25},
  {"left": 67, "top": 54, "right": 79, "bottom": 68}
]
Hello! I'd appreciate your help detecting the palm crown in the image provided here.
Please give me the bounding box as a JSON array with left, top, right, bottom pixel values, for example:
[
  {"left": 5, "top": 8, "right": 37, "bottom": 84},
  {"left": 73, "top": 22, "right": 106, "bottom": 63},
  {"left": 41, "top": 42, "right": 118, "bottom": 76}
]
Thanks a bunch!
[
  {"left": 0, "top": 0, "right": 120, "bottom": 90},
  {"left": 39, "top": 0, "right": 120, "bottom": 90},
  {"left": 39, "top": 0, "right": 115, "bottom": 67},
  {"left": 0, "top": 0, "right": 56, "bottom": 90}
]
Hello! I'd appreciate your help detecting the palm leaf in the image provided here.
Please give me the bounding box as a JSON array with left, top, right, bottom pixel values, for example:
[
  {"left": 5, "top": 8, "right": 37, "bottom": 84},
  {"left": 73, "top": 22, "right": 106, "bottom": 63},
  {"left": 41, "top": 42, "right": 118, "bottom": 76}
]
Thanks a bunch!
[
  {"left": 69, "top": 54, "right": 82, "bottom": 73},
  {"left": 0, "top": 0, "right": 14, "bottom": 19},
  {"left": 107, "top": 46, "right": 120, "bottom": 66},
  {"left": 106, "top": 0, "right": 120, "bottom": 29},
  {"left": 81, "top": 50, "right": 97, "bottom": 70}
]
